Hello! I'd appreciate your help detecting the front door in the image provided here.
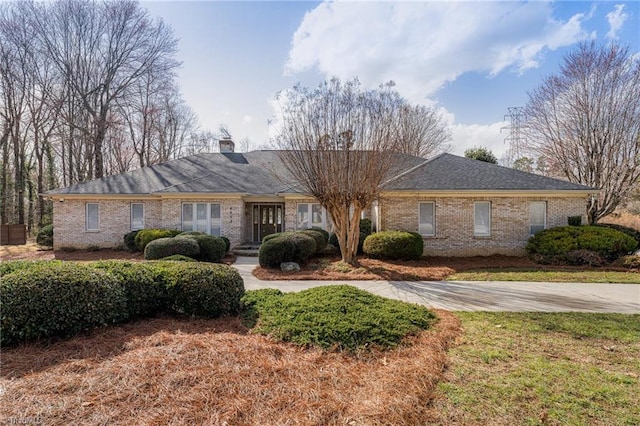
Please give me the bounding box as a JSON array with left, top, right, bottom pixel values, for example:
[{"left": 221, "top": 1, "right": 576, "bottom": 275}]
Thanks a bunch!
[{"left": 254, "top": 204, "right": 283, "bottom": 242}]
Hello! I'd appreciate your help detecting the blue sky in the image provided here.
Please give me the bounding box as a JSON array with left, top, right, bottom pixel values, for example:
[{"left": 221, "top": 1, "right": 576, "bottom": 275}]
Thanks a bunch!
[{"left": 141, "top": 1, "right": 640, "bottom": 158}]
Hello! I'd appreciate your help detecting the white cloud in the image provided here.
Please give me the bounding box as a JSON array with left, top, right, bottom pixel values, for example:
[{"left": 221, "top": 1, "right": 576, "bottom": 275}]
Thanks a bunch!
[
  {"left": 285, "top": 1, "right": 590, "bottom": 104},
  {"left": 606, "top": 4, "right": 628, "bottom": 40},
  {"left": 450, "top": 121, "right": 509, "bottom": 159},
  {"left": 242, "top": 114, "right": 253, "bottom": 124}
]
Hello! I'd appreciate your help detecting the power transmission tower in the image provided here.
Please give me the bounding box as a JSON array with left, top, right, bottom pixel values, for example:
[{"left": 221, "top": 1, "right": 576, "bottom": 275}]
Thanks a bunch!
[{"left": 500, "top": 107, "right": 529, "bottom": 166}]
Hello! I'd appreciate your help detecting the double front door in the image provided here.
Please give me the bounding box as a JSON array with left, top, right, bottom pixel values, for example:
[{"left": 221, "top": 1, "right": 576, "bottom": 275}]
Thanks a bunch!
[{"left": 253, "top": 204, "right": 283, "bottom": 242}]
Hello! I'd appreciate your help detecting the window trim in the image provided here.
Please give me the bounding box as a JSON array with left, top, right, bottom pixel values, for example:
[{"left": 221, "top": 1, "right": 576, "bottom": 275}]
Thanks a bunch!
[
  {"left": 418, "top": 202, "right": 435, "bottom": 237},
  {"left": 474, "top": 201, "right": 491, "bottom": 237},
  {"left": 181, "top": 202, "right": 223, "bottom": 236},
  {"left": 86, "top": 203, "right": 100, "bottom": 231},
  {"left": 530, "top": 201, "right": 547, "bottom": 235},
  {"left": 130, "top": 203, "right": 145, "bottom": 231}
]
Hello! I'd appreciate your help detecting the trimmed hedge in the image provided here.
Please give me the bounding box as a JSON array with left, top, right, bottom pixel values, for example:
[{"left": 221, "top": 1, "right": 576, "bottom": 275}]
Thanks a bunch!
[
  {"left": 300, "top": 229, "right": 328, "bottom": 252},
  {"left": 258, "top": 231, "right": 321, "bottom": 267},
  {"left": 123, "top": 230, "right": 140, "bottom": 251},
  {"left": 259, "top": 236, "right": 296, "bottom": 268},
  {"left": 161, "top": 254, "right": 197, "bottom": 262},
  {"left": 0, "top": 260, "right": 246, "bottom": 345},
  {"left": 241, "top": 285, "right": 436, "bottom": 351},
  {"left": 221, "top": 236, "right": 231, "bottom": 253},
  {"left": 159, "top": 262, "right": 245, "bottom": 317},
  {"left": 363, "top": 230, "right": 424, "bottom": 260},
  {"left": 596, "top": 223, "right": 640, "bottom": 246},
  {"left": 526, "top": 225, "right": 638, "bottom": 262},
  {"left": 92, "top": 261, "right": 169, "bottom": 318},
  {"left": 144, "top": 237, "right": 200, "bottom": 260},
  {"left": 134, "top": 228, "right": 181, "bottom": 251},
  {"left": 329, "top": 231, "right": 368, "bottom": 254},
  {"left": 0, "top": 263, "right": 127, "bottom": 345},
  {"left": 36, "top": 224, "right": 53, "bottom": 247},
  {"left": 177, "top": 234, "right": 226, "bottom": 262}
]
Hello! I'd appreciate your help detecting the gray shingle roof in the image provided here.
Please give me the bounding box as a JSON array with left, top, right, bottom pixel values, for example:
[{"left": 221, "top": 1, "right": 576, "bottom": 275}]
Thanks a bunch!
[
  {"left": 47, "top": 151, "right": 596, "bottom": 196},
  {"left": 47, "top": 151, "right": 294, "bottom": 195},
  {"left": 384, "top": 153, "right": 596, "bottom": 191}
]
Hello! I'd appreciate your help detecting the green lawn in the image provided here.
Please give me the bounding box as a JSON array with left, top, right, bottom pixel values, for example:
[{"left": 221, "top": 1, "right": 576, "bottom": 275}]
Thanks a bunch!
[
  {"left": 447, "top": 269, "right": 640, "bottom": 283},
  {"left": 435, "top": 312, "right": 640, "bottom": 425}
]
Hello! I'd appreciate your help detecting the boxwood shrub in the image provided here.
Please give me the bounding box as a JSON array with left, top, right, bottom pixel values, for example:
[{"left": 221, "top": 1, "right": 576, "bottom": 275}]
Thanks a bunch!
[
  {"left": 144, "top": 237, "right": 200, "bottom": 260},
  {"left": 176, "top": 234, "right": 226, "bottom": 262},
  {"left": 328, "top": 231, "right": 368, "bottom": 254},
  {"left": 92, "top": 261, "right": 169, "bottom": 319},
  {"left": 36, "top": 224, "right": 54, "bottom": 247},
  {"left": 159, "top": 262, "right": 245, "bottom": 317},
  {"left": 123, "top": 230, "right": 141, "bottom": 251},
  {"left": 241, "top": 285, "right": 436, "bottom": 351},
  {"left": 526, "top": 225, "right": 637, "bottom": 262},
  {"left": 596, "top": 223, "right": 640, "bottom": 246},
  {"left": 259, "top": 236, "right": 296, "bottom": 268},
  {"left": 220, "top": 236, "right": 231, "bottom": 253},
  {"left": 0, "top": 262, "right": 127, "bottom": 345},
  {"left": 288, "top": 232, "right": 317, "bottom": 261},
  {"left": 300, "top": 229, "right": 327, "bottom": 252},
  {"left": 161, "top": 254, "right": 198, "bottom": 262},
  {"left": 134, "top": 228, "right": 181, "bottom": 251},
  {"left": 363, "top": 230, "right": 424, "bottom": 260}
]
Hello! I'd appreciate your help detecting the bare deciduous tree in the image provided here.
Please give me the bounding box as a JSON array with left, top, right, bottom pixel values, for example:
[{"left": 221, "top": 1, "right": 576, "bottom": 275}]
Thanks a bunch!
[
  {"left": 275, "top": 78, "right": 420, "bottom": 265},
  {"left": 394, "top": 104, "right": 450, "bottom": 158},
  {"left": 30, "top": 0, "right": 180, "bottom": 179},
  {"left": 526, "top": 42, "right": 640, "bottom": 223}
]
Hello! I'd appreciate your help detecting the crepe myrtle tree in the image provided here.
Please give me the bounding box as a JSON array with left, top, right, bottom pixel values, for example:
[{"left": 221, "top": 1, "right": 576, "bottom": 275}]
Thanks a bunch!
[
  {"left": 275, "top": 78, "right": 425, "bottom": 265},
  {"left": 526, "top": 42, "right": 640, "bottom": 224}
]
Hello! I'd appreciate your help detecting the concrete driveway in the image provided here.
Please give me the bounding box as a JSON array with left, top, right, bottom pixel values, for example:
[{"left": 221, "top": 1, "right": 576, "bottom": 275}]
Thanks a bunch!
[{"left": 233, "top": 257, "right": 640, "bottom": 313}]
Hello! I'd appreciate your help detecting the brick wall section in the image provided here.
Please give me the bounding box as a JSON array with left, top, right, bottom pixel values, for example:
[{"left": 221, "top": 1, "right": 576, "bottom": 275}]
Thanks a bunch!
[
  {"left": 53, "top": 198, "right": 161, "bottom": 250},
  {"left": 54, "top": 195, "right": 587, "bottom": 255},
  {"left": 379, "top": 195, "right": 587, "bottom": 256},
  {"left": 54, "top": 198, "right": 245, "bottom": 249}
]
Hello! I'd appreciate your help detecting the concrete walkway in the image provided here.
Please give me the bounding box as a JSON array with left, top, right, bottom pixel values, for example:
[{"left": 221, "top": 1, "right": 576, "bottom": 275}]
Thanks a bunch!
[{"left": 233, "top": 256, "right": 640, "bottom": 313}]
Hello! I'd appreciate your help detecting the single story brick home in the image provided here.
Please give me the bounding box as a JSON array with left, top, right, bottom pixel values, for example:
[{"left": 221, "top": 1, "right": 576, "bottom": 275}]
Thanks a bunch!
[{"left": 46, "top": 141, "right": 596, "bottom": 256}]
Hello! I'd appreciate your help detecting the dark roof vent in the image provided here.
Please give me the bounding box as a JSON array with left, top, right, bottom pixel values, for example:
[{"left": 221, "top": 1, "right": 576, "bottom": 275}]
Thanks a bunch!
[{"left": 219, "top": 137, "right": 235, "bottom": 153}]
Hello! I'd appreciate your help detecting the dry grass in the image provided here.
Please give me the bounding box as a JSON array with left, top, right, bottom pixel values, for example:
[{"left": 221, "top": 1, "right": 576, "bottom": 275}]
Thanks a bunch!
[
  {"left": 254, "top": 255, "right": 537, "bottom": 281},
  {"left": 601, "top": 209, "right": 640, "bottom": 231},
  {"left": 1, "top": 311, "right": 461, "bottom": 426}
]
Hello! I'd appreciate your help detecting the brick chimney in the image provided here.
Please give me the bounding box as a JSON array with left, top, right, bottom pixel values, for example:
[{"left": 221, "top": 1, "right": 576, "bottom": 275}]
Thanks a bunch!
[{"left": 219, "top": 137, "right": 235, "bottom": 153}]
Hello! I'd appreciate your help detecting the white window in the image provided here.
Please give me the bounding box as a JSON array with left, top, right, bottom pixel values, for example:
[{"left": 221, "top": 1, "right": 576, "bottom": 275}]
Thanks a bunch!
[
  {"left": 530, "top": 202, "right": 547, "bottom": 235},
  {"left": 131, "top": 203, "right": 144, "bottom": 231},
  {"left": 418, "top": 202, "right": 435, "bottom": 236},
  {"left": 297, "top": 203, "right": 327, "bottom": 230},
  {"left": 182, "top": 203, "right": 222, "bottom": 236},
  {"left": 86, "top": 203, "right": 99, "bottom": 231},
  {"left": 474, "top": 202, "right": 491, "bottom": 236}
]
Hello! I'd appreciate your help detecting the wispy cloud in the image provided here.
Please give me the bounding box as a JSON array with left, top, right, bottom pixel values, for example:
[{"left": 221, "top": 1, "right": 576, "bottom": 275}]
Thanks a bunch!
[
  {"left": 285, "top": 1, "right": 590, "bottom": 104},
  {"left": 606, "top": 4, "right": 628, "bottom": 40}
]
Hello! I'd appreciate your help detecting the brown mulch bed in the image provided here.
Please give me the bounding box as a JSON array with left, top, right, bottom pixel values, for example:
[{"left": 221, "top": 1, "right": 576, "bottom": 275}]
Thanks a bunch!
[
  {"left": 0, "top": 243, "right": 236, "bottom": 264},
  {"left": 0, "top": 311, "right": 461, "bottom": 426},
  {"left": 253, "top": 254, "right": 539, "bottom": 281}
]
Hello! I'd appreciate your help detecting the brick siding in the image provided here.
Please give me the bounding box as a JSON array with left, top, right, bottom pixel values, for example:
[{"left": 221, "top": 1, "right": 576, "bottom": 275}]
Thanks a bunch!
[
  {"left": 53, "top": 194, "right": 587, "bottom": 256},
  {"left": 54, "top": 198, "right": 244, "bottom": 250},
  {"left": 380, "top": 195, "right": 587, "bottom": 256}
]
